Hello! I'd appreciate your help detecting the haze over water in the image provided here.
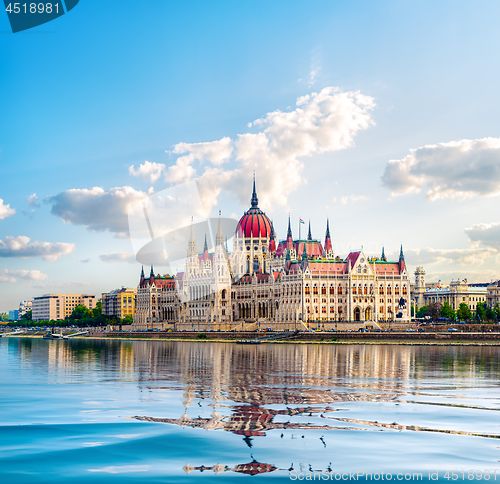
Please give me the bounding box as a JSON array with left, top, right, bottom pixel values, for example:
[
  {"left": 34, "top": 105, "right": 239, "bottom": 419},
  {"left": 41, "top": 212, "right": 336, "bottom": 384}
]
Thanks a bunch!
[{"left": 1, "top": 338, "right": 499, "bottom": 482}]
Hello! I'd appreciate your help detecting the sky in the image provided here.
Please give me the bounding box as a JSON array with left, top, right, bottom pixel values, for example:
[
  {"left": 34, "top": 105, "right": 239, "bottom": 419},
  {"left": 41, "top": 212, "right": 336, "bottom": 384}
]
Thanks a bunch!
[{"left": 1, "top": 0, "right": 500, "bottom": 312}]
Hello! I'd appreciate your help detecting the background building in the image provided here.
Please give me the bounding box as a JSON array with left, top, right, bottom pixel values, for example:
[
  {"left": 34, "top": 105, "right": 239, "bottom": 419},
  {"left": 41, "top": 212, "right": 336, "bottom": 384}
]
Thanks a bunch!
[
  {"left": 32, "top": 294, "right": 97, "bottom": 321},
  {"left": 8, "top": 310, "right": 18, "bottom": 321},
  {"left": 487, "top": 281, "right": 500, "bottom": 309},
  {"left": 101, "top": 288, "right": 137, "bottom": 320},
  {"left": 18, "top": 300, "right": 32, "bottom": 317}
]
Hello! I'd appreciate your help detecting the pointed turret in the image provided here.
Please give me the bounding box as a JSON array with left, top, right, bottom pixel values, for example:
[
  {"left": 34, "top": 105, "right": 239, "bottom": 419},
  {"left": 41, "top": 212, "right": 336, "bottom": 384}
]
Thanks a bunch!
[
  {"left": 286, "top": 215, "right": 293, "bottom": 251},
  {"left": 381, "top": 247, "right": 387, "bottom": 261},
  {"left": 324, "top": 219, "right": 332, "bottom": 256},
  {"left": 187, "top": 217, "right": 197, "bottom": 257},
  {"left": 149, "top": 265, "right": 155, "bottom": 284},
  {"left": 269, "top": 221, "right": 276, "bottom": 254},
  {"left": 251, "top": 173, "right": 258, "bottom": 208},
  {"left": 399, "top": 244, "right": 406, "bottom": 272},
  {"left": 140, "top": 266, "right": 145, "bottom": 279},
  {"left": 215, "top": 211, "right": 224, "bottom": 247},
  {"left": 150, "top": 265, "right": 154, "bottom": 278},
  {"left": 307, "top": 221, "right": 312, "bottom": 241},
  {"left": 301, "top": 242, "right": 308, "bottom": 261},
  {"left": 203, "top": 234, "right": 208, "bottom": 252},
  {"left": 286, "top": 248, "right": 291, "bottom": 261}
]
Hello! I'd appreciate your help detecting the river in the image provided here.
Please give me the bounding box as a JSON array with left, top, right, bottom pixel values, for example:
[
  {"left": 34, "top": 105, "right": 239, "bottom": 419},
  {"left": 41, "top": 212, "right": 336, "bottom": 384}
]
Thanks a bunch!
[{"left": 1, "top": 338, "right": 499, "bottom": 482}]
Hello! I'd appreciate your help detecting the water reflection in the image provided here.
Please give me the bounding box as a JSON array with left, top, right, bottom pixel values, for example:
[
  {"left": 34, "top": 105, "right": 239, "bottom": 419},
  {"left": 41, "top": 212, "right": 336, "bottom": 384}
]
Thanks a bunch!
[{"left": 3, "top": 338, "right": 500, "bottom": 480}]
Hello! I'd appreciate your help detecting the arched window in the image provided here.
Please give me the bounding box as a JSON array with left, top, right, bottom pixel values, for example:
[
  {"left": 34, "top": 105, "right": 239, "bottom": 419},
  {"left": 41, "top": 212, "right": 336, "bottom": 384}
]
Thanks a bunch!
[
  {"left": 330, "top": 285, "right": 335, "bottom": 295},
  {"left": 305, "top": 285, "right": 310, "bottom": 295},
  {"left": 221, "top": 289, "right": 226, "bottom": 299},
  {"left": 313, "top": 284, "right": 318, "bottom": 295},
  {"left": 338, "top": 285, "right": 343, "bottom": 295},
  {"left": 321, "top": 284, "right": 327, "bottom": 295}
]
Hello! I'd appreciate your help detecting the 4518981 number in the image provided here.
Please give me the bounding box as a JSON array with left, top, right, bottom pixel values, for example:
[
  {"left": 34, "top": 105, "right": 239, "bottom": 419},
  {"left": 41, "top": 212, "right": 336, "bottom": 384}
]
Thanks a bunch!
[{"left": 5, "top": 3, "right": 59, "bottom": 14}]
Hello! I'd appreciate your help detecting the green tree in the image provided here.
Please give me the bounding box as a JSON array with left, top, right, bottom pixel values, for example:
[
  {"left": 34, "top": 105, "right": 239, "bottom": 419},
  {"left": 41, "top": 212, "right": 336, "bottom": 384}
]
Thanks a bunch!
[
  {"left": 475, "top": 302, "right": 487, "bottom": 321},
  {"left": 485, "top": 306, "right": 495, "bottom": 321},
  {"left": 21, "top": 310, "right": 32, "bottom": 321},
  {"left": 123, "top": 314, "right": 133, "bottom": 325},
  {"left": 416, "top": 306, "right": 428, "bottom": 318},
  {"left": 70, "top": 305, "right": 91, "bottom": 320},
  {"left": 495, "top": 303, "right": 500, "bottom": 320},
  {"left": 457, "top": 303, "right": 472, "bottom": 321},
  {"left": 92, "top": 301, "right": 102, "bottom": 318},
  {"left": 439, "top": 302, "right": 456, "bottom": 320},
  {"left": 0, "top": 313, "right": 8, "bottom": 322}
]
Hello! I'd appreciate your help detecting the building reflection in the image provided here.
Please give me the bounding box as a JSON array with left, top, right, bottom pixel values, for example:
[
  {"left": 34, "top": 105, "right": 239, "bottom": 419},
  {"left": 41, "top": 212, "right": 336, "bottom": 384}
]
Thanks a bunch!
[{"left": 183, "top": 459, "right": 278, "bottom": 476}]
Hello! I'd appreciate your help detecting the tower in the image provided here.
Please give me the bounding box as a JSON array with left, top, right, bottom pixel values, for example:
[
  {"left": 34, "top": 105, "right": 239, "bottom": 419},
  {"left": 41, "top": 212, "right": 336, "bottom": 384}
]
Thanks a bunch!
[
  {"left": 414, "top": 266, "right": 426, "bottom": 308},
  {"left": 324, "top": 219, "right": 333, "bottom": 259}
]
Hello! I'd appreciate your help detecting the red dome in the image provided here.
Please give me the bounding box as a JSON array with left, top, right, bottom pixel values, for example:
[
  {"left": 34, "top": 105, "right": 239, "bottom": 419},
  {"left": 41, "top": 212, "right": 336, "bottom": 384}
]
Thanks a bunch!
[{"left": 236, "top": 207, "right": 272, "bottom": 238}]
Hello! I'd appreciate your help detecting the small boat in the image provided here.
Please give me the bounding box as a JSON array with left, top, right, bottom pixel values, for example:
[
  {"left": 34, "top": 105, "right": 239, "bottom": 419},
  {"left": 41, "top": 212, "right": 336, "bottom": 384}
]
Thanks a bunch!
[{"left": 43, "top": 331, "right": 67, "bottom": 340}]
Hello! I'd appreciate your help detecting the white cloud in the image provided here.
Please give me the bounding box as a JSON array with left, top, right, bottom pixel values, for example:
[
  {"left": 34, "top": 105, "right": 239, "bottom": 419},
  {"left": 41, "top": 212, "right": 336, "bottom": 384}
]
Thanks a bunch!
[
  {"left": 166, "top": 137, "right": 233, "bottom": 184},
  {"left": 405, "top": 247, "right": 496, "bottom": 266},
  {"left": 99, "top": 252, "right": 136, "bottom": 263},
  {"left": 0, "top": 198, "right": 15, "bottom": 219},
  {"left": 166, "top": 87, "right": 375, "bottom": 212},
  {"left": 0, "top": 236, "right": 75, "bottom": 261},
  {"left": 0, "top": 269, "right": 49, "bottom": 283},
  {"left": 465, "top": 222, "right": 500, "bottom": 251},
  {"left": 128, "top": 161, "right": 165, "bottom": 184},
  {"left": 382, "top": 137, "right": 500, "bottom": 200},
  {"left": 49, "top": 186, "right": 152, "bottom": 238},
  {"left": 339, "top": 195, "right": 369, "bottom": 205},
  {"left": 27, "top": 193, "right": 39, "bottom": 207}
]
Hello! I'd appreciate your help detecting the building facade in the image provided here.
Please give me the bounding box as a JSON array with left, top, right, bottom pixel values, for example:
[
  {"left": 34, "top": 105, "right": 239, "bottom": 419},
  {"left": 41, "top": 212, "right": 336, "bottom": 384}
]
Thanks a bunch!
[
  {"left": 487, "top": 281, "right": 500, "bottom": 309},
  {"left": 32, "top": 293, "right": 97, "bottom": 321},
  {"left": 101, "top": 288, "right": 137, "bottom": 320},
  {"left": 133, "top": 180, "right": 411, "bottom": 330},
  {"left": 418, "top": 279, "right": 488, "bottom": 312}
]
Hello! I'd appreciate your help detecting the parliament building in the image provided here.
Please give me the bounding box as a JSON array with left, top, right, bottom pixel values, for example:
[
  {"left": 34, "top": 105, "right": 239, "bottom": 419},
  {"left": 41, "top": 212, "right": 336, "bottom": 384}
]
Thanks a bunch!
[{"left": 133, "top": 179, "right": 411, "bottom": 330}]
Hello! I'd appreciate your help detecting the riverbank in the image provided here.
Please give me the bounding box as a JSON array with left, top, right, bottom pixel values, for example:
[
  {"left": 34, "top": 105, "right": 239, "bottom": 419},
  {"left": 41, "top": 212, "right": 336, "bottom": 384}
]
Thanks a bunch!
[{"left": 4, "top": 330, "right": 500, "bottom": 345}]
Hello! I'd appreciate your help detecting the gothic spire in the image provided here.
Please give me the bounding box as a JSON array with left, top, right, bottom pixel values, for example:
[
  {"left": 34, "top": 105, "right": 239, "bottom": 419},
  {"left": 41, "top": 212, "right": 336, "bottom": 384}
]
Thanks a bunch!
[
  {"left": 381, "top": 247, "right": 386, "bottom": 261},
  {"left": 307, "top": 221, "right": 312, "bottom": 241},
  {"left": 287, "top": 215, "right": 292, "bottom": 238},
  {"left": 203, "top": 234, "right": 208, "bottom": 252},
  {"left": 150, "top": 265, "right": 154, "bottom": 278},
  {"left": 399, "top": 244, "right": 404, "bottom": 262},
  {"left": 250, "top": 172, "right": 258, "bottom": 208},
  {"left": 140, "top": 265, "right": 145, "bottom": 279},
  {"left": 325, "top": 218, "right": 330, "bottom": 239},
  {"left": 302, "top": 242, "right": 308, "bottom": 261}
]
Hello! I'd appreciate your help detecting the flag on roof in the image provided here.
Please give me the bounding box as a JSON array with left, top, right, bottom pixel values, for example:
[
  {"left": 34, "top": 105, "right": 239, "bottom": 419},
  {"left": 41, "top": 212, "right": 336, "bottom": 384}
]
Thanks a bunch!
[{"left": 299, "top": 219, "right": 305, "bottom": 224}]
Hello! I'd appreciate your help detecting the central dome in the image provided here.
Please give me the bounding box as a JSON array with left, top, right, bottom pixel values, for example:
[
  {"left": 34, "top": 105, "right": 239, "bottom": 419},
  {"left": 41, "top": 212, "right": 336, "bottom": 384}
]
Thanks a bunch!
[{"left": 235, "top": 177, "right": 272, "bottom": 238}]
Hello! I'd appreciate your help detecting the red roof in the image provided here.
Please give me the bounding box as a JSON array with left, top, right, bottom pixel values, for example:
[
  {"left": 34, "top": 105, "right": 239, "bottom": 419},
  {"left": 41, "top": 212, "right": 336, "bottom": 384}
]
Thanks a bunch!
[
  {"left": 346, "top": 251, "right": 361, "bottom": 267},
  {"left": 236, "top": 207, "right": 272, "bottom": 238}
]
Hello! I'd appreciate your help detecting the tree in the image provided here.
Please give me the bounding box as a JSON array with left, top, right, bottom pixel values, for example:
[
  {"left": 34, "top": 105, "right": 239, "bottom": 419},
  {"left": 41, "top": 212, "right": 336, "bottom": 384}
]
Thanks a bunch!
[
  {"left": 123, "top": 314, "right": 133, "bottom": 325},
  {"left": 0, "top": 313, "right": 8, "bottom": 322},
  {"left": 70, "top": 305, "right": 91, "bottom": 320},
  {"left": 92, "top": 302, "right": 102, "bottom": 318},
  {"left": 416, "top": 306, "right": 428, "bottom": 318},
  {"left": 475, "top": 302, "right": 487, "bottom": 321},
  {"left": 457, "top": 303, "right": 472, "bottom": 321},
  {"left": 495, "top": 303, "right": 500, "bottom": 321},
  {"left": 439, "top": 302, "right": 456, "bottom": 320},
  {"left": 427, "top": 302, "right": 439, "bottom": 320},
  {"left": 21, "top": 310, "right": 32, "bottom": 321},
  {"left": 485, "top": 306, "right": 495, "bottom": 321}
]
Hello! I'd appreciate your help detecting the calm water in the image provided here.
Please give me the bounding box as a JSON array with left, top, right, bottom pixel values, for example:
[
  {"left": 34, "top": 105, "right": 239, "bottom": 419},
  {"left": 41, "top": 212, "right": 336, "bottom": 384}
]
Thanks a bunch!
[{"left": 1, "top": 338, "right": 499, "bottom": 483}]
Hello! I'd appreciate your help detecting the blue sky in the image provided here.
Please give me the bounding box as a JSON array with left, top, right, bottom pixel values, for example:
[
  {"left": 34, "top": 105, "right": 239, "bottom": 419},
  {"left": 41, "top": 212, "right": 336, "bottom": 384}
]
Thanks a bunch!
[{"left": 1, "top": 0, "right": 500, "bottom": 311}]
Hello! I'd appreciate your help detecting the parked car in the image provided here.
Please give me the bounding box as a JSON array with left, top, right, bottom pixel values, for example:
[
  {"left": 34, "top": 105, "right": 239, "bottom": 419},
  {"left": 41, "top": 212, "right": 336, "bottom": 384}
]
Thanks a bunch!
[
  {"left": 448, "top": 327, "right": 458, "bottom": 332},
  {"left": 406, "top": 328, "right": 416, "bottom": 332}
]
